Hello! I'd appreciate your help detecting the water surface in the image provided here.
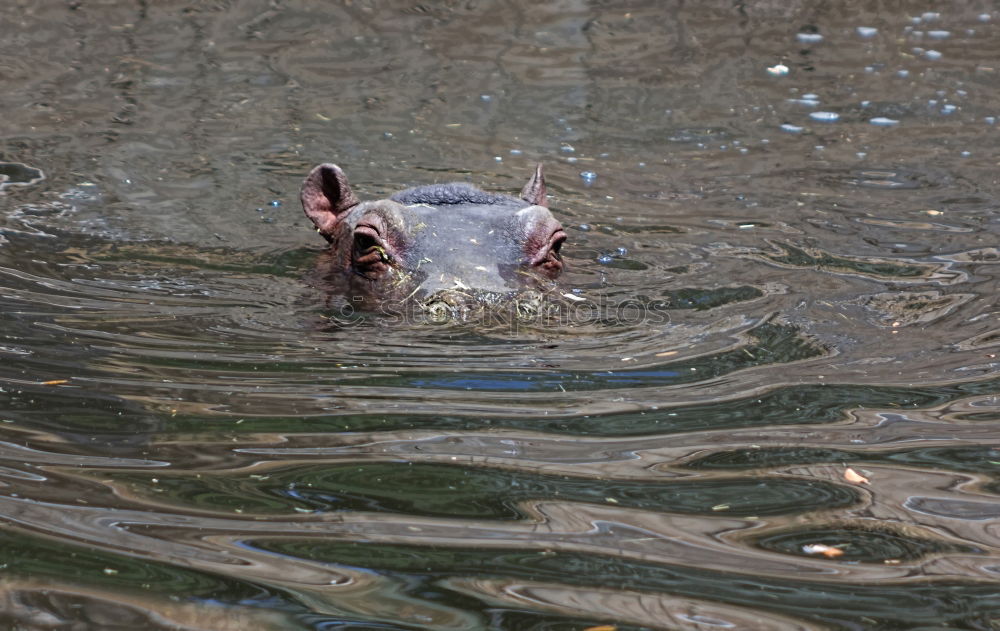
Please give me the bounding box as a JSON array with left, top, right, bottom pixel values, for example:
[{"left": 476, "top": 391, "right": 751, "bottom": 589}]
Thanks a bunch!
[{"left": 1, "top": 1, "right": 999, "bottom": 629}]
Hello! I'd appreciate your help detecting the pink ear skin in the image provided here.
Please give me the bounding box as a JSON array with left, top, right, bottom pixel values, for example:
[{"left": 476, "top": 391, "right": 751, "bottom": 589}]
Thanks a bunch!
[
  {"left": 300, "top": 163, "right": 361, "bottom": 241},
  {"left": 519, "top": 163, "right": 547, "bottom": 207}
]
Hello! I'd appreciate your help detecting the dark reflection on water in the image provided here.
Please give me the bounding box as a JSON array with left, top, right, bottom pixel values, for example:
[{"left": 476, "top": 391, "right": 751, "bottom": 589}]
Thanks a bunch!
[{"left": 1, "top": 0, "right": 1000, "bottom": 629}]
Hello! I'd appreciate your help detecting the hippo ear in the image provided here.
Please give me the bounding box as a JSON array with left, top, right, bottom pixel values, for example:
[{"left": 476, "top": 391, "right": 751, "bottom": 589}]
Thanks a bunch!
[
  {"left": 301, "top": 163, "right": 360, "bottom": 240},
  {"left": 520, "top": 163, "right": 547, "bottom": 207}
]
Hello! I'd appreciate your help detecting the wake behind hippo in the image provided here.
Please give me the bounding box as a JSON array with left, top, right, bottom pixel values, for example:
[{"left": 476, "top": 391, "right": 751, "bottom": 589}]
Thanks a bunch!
[{"left": 301, "top": 163, "right": 566, "bottom": 314}]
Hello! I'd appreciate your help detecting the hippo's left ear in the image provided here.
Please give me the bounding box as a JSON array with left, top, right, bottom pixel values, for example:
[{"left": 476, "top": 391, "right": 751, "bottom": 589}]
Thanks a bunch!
[
  {"left": 520, "top": 163, "right": 547, "bottom": 207},
  {"left": 301, "top": 163, "right": 361, "bottom": 241}
]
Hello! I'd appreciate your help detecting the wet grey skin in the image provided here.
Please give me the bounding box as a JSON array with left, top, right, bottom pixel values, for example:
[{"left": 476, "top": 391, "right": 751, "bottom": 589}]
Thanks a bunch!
[{"left": 301, "top": 163, "right": 566, "bottom": 314}]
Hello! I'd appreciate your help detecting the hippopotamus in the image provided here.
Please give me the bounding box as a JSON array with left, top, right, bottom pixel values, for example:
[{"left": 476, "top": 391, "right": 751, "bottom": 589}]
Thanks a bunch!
[{"left": 301, "top": 163, "right": 566, "bottom": 314}]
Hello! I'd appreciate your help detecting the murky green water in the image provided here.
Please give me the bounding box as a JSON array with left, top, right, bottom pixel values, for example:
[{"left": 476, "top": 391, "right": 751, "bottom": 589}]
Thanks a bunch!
[{"left": 1, "top": 1, "right": 999, "bottom": 629}]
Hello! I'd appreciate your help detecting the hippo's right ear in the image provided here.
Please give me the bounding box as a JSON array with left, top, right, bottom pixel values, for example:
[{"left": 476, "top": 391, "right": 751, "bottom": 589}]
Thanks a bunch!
[
  {"left": 520, "top": 163, "right": 548, "bottom": 207},
  {"left": 301, "top": 163, "right": 361, "bottom": 241}
]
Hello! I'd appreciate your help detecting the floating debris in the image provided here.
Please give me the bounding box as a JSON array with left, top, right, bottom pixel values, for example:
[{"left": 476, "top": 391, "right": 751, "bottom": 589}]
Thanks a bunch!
[
  {"left": 803, "top": 544, "right": 845, "bottom": 558},
  {"left": 767, "top": 63, "right": 790, "bottom": 76},
  {"left": 844, "top": 467, "right": 870, "bottom": 484},
  {"left": 810, "top": 111, "right": 840, "bottom": 122}
]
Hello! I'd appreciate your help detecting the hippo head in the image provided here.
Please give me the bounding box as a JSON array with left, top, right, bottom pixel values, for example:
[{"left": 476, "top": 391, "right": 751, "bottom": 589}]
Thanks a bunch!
[{"left": 301, "top": 163, "right": 566, "bottom": 313}]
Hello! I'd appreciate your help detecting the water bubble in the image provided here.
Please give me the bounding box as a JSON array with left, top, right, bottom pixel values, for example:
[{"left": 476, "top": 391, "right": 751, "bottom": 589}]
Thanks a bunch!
[
  {"left": 921, "top": 11, "right": 939, "bottom": 21},
  {"left": 925, "top": 50, "right": 943, "bottom": 60},
  {"left": 788, "top": 98, "right": 820, "bottom": 107},
  {"left": 580, "top": 171, "right": 597, "bottom": 184},
  {"left": 578, "top": 223, "right": 591, "bottom": 231},
  {"left": 856, "top": 26, "right": 878, "bottom": 38},
  {"left": 864, "top": 65, "right": 876, "bottom": 73},
  {"left": 269, "top": 200, "right": 282, "bottom": 207},
  {"left": 383, "top": 132, "right": 394, "bottom": 139},
  {"left": 780, "top": 123, "right": 804, "bottom": 133},
  {"left": 638, "top": 162, "right": 646, "bottom": 167},
  {"left": 494, "top": 156, "right": 503, "bottom": 162},
  {"left": 616, "top": 247, "right": 628, "bottom": 257},
  {"left": 985, "top": 116, "right": 996, "bottom": 125},
  {"left": 566, "top": 157, "right": 578, "bottom": 163},
  {"left": 956, "top": 89, "right": 967, "bottom": 97},
  {"left": 909, "top": 16, "right": 922, "bottom": 25},
  {"left": 599, "top": 152, "right": 610, "bottom": 158},
  {"left": 560, "top": 144, "right": 575, "bottom": 153},
  {"left": 941, "top": 104, "right": 957, "bottom": 114},
  {"left": 802, "top": 93, "right": 819, "bottom": 100},
  {"left": 870, "top": 117, "right": 900, "bottom": 126},
  {"left": 856, "top": 152, "right": 867, "bottom": 159},
  {"left": 978, "top": 13, "right": 991, "bottom": 22},
  {"left": 897, "top": 69, "right": 910, "bottom": 78},
  {"left": 761, "top": 138, "right": 770, "bottom": 144},
  {"left": 796, "top": 33, "right": 823, "bottom": 44},
  {"left": 861, "top": 100, "right": 871, "bottom": 107},
  {"left": 810, "top": 111, "right": 840, "bottom": 122},
  {"left": 911, "top": 47, "right": 925, "bottom": 55},
  {"left": 739, "top": 147, "right": 749, "bottom": 154},
  {"left": 509, "top": 149, "right": 523, "bottom": 155},
  {"left": 960, "top": 151, "right": 971, "bottom": 157},
  {"left": 767, "top": 63, "right": 790, "bottom": 76},
  {"left": 255, "top": 207, "right": 264, "bottom": 213},
  {"left": 928, "top": 99, "right": 938, "bottom": 105},
  {"left": 597, "top": 253, "right": 614, "bottom": 265},
  {"left": 927, "top": 30, "right": 950, "bottom": 39}
]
